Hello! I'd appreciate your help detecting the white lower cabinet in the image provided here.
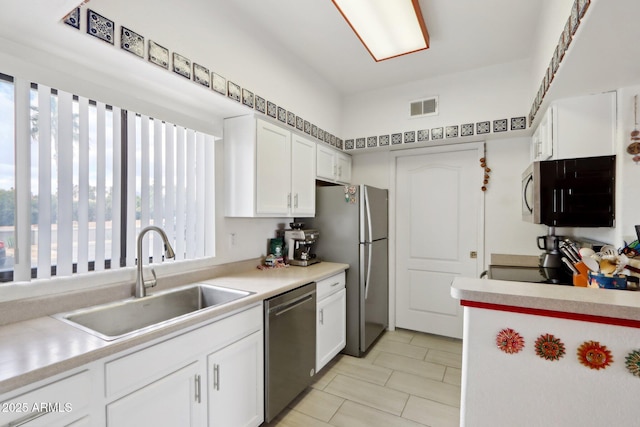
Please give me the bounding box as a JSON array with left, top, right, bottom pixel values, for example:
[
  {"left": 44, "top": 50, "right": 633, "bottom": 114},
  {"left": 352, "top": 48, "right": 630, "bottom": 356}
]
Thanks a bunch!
[
  {"left": 316, "top": 272, "right": 347, "bottom": 372},
  {"left": 106, "top": 362, "right": 203, "bottom": 427},
  {"left": 101, "top": 304, "right": 263, "bottom": 427},
  {"left": 207, "top": 331, "right": 264, "bottom": 427},
  {"left": 0, "top": 305, "right": 264, "bottom": 427},
  {"left": 0, "top": 370, "right": 92, "bottom": 427}
]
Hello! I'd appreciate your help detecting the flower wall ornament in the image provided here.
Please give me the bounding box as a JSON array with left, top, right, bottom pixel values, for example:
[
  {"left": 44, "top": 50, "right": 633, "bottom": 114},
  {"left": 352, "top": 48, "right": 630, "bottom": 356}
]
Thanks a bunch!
[
  {"left": 496, "top": 328, "right": 525, "bottom": 354},
  {"left": 577, "top": 341, "right": 613, "bottom": 370},
  {"left": 625, "top": 350, "right": 640, "bottom": 377},
  {"left": 534, "top": 334, "right": 566, "bottom": 361}
]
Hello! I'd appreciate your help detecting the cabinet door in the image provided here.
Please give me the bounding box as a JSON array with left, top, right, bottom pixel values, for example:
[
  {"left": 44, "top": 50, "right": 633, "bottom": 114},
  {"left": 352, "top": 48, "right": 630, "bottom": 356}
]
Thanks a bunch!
[
  {"left": 0, "top": 370, "right": 91, "bottom": 427},
  {"left": 208, "top": 331, "right": 264, "bottom": 427},
  {"left": 316, "top": 144, "right": 336, "bottom": 181},
  {"left": 107, "top": 362, "right": 203, "bottom": 427},
  {"left": 291, "top": 134, "right": 316, "bottom": 216},
  {"left": 553, "top": 91, "right": 616, "bottom": 159},
  {"left": 336, "top": 152, "right": 352, "bottom": 184},
  {"left": 317, "top": 288, "right": 347, "bottom": 372},
  {"left": 256, "top": 120, "right": 291, "bottom": 215}
]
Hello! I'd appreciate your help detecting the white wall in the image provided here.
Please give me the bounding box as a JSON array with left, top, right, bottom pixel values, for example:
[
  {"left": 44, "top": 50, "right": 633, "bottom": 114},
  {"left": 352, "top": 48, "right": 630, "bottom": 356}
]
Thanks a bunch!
[
  {"left": 616, "top": 85, "right": 640, "bottom": 244},
  {"left": 345, "top": 58, "right": 548, "bottom": 264},
  {"left": 484, "top": 138, "right": 547, "bottom": 256},
  {"left": 529, "top": 0, "right": 576, "bottom": 97},
  {"left": 341, "top": 60, "right": 531, "bottom": 139},
  {"left": 89, "top": 0, "right": 343, "bottom": 136}
]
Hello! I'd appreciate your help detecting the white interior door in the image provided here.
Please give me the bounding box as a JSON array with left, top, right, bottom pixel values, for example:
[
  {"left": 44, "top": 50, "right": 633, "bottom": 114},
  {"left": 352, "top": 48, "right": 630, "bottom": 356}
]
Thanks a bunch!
[{"left": 395, "top": 146, "right": 482, "bottom": 338}]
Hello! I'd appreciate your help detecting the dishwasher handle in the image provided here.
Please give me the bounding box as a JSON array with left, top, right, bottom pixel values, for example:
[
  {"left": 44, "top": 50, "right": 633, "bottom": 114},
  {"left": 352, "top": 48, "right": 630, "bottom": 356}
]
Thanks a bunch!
[{"left": 269, "top": 291, "right": 315, "bottom": 317}]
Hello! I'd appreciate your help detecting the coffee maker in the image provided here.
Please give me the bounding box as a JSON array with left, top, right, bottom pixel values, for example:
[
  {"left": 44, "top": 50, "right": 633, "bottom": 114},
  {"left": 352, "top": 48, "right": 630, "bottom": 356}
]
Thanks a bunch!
[
  {"left": 537, "top": 226, "right": 565, "bottom": 283},
  {"left": 538, "top": 227, "right": 563, "bottom": 267},
  {"left": 283, "top": 223, "right": 320, "bottom": 267}
]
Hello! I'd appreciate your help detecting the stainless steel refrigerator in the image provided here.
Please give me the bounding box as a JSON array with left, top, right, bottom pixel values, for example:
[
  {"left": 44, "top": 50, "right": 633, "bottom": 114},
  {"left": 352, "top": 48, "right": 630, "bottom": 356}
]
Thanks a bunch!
[{"left": 303, "top": 184, "right": 388, "bottom": 357}]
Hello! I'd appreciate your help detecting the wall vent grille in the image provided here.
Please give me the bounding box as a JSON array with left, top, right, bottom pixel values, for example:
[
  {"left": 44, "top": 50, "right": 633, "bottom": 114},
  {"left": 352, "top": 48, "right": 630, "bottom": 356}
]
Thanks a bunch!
[{"left": 410, "top": 96, "right": 438, "bottom": 118}]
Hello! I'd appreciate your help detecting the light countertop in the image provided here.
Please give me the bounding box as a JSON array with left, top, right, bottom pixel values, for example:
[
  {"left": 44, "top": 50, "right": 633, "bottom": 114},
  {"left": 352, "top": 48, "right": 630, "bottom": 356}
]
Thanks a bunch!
[
  {"left": 0, "top": 261, "right": 348, "bottom": 395},
  {"left": 451, "top": 276, "right": 640, "bottom": 321}
]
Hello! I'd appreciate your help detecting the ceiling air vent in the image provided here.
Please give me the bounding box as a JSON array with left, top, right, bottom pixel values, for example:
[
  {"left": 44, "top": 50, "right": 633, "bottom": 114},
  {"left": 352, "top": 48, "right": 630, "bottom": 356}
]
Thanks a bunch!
[{"left": 410, "top": 96, "right": 438, "bottom": 118}]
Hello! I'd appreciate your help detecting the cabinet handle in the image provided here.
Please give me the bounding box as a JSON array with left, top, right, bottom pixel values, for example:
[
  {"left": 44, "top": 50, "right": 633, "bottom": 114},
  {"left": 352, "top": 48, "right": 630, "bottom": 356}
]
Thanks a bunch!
[
  {"left": 330, "top": 281, "right": 341, "bottom": 287},
  {"left": 195, "top": 374, "right": 201, "bottom": 403},
  {"left": 320, "top": 308, "right": 324, "bottom": 325},
  {"left": 333, "top": 164, "right": 337, "bottom": 177},
  {"left": 294, "top": 193, "right": 299, "bottom": 208},
  {"left": 7, "top": 408, "right": 52, "bottom": 426},
  {"left": 213, "top": 364, "right": 220, "bottom": 391},
  {"left": 338, "top": 165, "right": 342, "bottom": 177},
  {"left": 287, "top": 193, "right": 291, "bottom": 208}
]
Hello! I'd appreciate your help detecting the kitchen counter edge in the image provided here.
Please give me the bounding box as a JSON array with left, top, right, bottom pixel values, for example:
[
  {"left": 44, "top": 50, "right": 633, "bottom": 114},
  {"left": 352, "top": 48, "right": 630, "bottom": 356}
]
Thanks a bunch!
[{"left": 451, "top": 276, "right": 640, "bottom": 321}]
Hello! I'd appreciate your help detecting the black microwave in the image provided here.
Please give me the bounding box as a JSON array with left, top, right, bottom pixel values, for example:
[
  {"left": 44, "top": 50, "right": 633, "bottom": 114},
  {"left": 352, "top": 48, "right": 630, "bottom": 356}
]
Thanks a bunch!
[{"left": 522, "top": 155, "right": 615, "bottom": 227}]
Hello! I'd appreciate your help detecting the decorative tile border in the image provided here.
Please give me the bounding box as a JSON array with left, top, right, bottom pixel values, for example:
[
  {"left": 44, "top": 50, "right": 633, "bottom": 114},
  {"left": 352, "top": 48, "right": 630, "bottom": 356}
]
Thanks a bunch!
[
  {"left": 121, "top": 27, "right": 144, "bottom": 58},
  {"left": 62, "top": 5, "right": 343, "bottom": 150},
  {"left": 528, "top": 0, "right": 590, "bottom": 126},
  {"left": 87, "top": 9, "right": 114, "bottom": 44},
  {"left": 64, "top": 5, "right": 535, "bottom": 154},
  {"left": 64, "top": 7, "right": 80, "bottom": 29}
]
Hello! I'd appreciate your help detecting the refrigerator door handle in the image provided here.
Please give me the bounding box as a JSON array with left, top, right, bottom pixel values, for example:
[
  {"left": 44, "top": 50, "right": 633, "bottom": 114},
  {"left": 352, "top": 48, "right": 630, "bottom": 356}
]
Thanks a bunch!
[
  {"left": 364, "top": 242, "right": 372, "bottom": 299},
  {"left": 364, "top": 186, "right": 373, "bottom": 243}
]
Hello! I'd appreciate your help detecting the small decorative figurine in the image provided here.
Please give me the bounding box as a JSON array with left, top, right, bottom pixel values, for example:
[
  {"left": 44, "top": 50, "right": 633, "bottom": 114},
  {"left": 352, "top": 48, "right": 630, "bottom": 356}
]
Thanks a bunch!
[
  {"left": 625, "top": 350, "right": 640, "bottom": 377},
  {"left": 496, "top": 328, "right": 525, "bottom": 354},
  {"left": 534, "top": 333, "right": 566, "bottom": 361},
  {"left": 577, "top": 341, "right": 613, "bottom": 370}
]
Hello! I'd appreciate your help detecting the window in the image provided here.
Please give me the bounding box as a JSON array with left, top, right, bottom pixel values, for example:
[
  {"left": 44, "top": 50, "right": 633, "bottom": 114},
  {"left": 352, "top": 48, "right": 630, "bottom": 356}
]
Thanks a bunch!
[{"left": 0, "top": 72, "right": 215, "bottom": 283}]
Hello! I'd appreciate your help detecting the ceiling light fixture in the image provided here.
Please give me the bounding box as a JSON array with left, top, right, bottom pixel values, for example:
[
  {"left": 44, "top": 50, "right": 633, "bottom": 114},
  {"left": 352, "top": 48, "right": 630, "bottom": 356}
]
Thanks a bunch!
[{"left": 331, "top": 0, "right": 429, "bottom": 62}]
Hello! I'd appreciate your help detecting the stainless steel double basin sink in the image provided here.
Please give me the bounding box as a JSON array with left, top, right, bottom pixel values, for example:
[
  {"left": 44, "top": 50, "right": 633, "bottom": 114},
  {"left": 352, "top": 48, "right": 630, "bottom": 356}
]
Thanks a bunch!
[{"left": 53, "top": 284, "right": 253, "bottom": 341}]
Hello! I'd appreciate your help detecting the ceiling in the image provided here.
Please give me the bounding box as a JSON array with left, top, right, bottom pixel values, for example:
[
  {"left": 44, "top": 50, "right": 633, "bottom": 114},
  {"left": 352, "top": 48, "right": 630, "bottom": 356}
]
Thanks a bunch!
[{"left": 221, "top": 0, "right": 543, "bottom": 95}]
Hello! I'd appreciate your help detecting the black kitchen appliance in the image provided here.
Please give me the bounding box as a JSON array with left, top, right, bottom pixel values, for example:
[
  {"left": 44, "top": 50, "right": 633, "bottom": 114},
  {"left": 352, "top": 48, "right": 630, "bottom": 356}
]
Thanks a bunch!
[
  {"left": 522, "top": 155, "right": 616, "bottom": 227},
  {"left": 486, "top": 265, "right": 568, "bottom": 284}
]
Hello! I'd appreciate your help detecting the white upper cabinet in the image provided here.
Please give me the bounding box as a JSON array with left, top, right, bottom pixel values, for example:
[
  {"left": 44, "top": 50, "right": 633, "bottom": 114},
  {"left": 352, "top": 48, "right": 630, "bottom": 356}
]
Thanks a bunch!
[
  {"left": 224, "top": 116, "right": 316, "bottom": 217},
  {"left": 531, "top": 106, "right": 553, "bottom": 161},
  {"left": 531, "top": 91, "right": 616, "bottom": 162},
  {"left": 316, "top": 144, "right": 352, "bottom": 184},
  {"left": 255, "top": 121, "right": 292, "bottom": 215},
  {"left": 291, "top": 134, "right": 316, "bottom": 216}
]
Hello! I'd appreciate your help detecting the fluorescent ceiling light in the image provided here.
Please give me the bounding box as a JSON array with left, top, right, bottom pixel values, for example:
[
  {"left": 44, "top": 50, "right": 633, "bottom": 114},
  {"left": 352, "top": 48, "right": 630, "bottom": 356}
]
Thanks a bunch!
[{"left": 332, "top": 0, "right": 430, "bottom": 62}]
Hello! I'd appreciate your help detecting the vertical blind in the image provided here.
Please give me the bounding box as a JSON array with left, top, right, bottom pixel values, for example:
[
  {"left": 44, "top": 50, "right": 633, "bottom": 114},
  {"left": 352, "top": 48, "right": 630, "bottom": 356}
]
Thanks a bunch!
[{"left": 8, "top": 77, "right": 216, "bottom": 282}]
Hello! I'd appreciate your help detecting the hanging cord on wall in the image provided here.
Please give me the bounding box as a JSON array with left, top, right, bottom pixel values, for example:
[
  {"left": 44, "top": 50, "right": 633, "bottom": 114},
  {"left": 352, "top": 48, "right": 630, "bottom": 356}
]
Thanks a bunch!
[{"left": 628, "top": 95, "right": 640, "bottom": 164}]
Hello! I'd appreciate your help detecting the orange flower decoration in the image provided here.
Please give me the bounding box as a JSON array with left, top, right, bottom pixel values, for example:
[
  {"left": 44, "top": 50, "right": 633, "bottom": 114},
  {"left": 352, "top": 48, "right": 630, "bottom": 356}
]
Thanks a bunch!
[
  {"left": 534, "top": 333, "right": 565, "bottom": 361},
  {"left": 496, "top": 328, "right": 525, "bottom": 354},
  {"left": 577, "top": 341, "right": 613, "bottom": 370}
]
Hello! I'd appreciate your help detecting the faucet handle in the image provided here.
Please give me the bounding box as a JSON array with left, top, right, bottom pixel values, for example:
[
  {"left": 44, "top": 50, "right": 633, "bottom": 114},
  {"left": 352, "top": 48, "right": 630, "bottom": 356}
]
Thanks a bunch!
[{"left": 144, "top": 268, "right": 158, "bottom": 289}]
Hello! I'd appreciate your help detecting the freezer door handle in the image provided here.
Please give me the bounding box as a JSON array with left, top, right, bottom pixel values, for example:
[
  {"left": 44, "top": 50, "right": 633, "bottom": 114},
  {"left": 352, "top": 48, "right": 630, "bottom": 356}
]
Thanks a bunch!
[{"left": 364, "top": 186, "right": 373, "bottom": 243}]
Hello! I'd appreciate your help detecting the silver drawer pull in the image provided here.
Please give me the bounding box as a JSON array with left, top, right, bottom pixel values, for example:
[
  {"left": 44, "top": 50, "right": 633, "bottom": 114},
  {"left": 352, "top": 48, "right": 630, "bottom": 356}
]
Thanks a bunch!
[
  {"left": 195, "top": 374, "right": 201, "bottom": 403},
  {"left": 213, "top": 364, "right": 220, "bottom": 391},
  {"left": 8, "top": 408, "right": 52, "bottom": 427},
  {"left": 330, "top": 282, "right": 341, "bottom": 287}
]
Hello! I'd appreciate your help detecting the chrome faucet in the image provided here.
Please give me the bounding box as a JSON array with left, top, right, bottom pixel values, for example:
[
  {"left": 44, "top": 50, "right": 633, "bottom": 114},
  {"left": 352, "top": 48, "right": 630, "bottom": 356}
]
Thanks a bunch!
[{"left": 135, "top": 226, "right": 176, "bottom": 298}]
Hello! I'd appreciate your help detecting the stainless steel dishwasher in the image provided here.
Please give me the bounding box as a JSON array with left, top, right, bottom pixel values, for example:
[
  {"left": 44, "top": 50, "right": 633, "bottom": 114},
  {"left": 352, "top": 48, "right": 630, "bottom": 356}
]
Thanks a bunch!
[{"left": 264, "top": 282, "right": 316, "bottom": 422}]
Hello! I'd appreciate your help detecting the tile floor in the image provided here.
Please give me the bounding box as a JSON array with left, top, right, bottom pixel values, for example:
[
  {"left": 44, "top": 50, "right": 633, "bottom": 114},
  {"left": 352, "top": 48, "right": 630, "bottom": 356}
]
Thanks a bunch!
[{"left": 264, "top": 329, "right": 462, "bottom": 427}]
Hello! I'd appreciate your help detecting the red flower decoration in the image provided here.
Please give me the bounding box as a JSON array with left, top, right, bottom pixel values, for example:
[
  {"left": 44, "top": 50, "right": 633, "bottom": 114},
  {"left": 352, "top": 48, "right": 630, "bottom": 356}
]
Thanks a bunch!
[
  {"left": 534, "top": 333, "right": 566, "bottom": 361},
  {"left": 577, "top": 341, "right": 613, "bottom": 370},
  {"left": 496, "top": 328, "right": 525, "bottom": 354}
]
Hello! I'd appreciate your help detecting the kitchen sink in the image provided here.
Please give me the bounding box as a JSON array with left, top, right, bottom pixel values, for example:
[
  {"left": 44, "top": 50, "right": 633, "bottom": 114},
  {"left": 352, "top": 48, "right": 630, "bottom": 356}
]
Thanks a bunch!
[{"left": 53, "top": 284, "right": 253, "bottom": 341}]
